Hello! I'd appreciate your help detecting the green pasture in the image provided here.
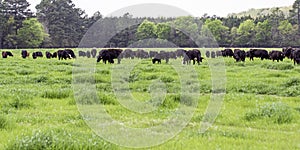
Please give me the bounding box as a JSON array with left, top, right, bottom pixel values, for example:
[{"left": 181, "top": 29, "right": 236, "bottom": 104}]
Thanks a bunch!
[{"left": 0, "top": 48, "right": 299, "bottom": 149}]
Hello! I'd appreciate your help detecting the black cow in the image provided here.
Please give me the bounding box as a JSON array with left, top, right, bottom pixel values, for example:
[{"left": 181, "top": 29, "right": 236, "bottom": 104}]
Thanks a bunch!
[
  {"left": 21, "top": 50, "right": 28, "bottom": 59},
  {"left": 216, "top": 51, "right": 222, "bottom": 57},
  {"left": 154, "top": 51, "right": 170, "bottom": 64},
  {"left": 91, "top": 49, "right": 97, "bottom": 58},
  {"left": 206, "top": 51, "right": 210, "bottom": 58},
  {"left": 269, "top": 51, "right": 285, "bottom": 62},
  {"left": 97, "top": 49, "right": 123, "bottom": 64},
  {"left": 221, "top": 49, "right": 234, "bottom": 57},
  {"left": 121, "top": 49, "right": 135, "bottom": 59},
  {"left": 6, "top": 51, "right": 13, "bottom": 57},
  {"left": 52, "top": 52, "right": 58, "bottom": 58},
  {"left": 2, "top": 52, "right": 7, "bottom": 58},
  {"left": 149, "top": 51, "right": 158, "bottom": 58},
  {"left": 292, "top": 50, "right": 300, "bottom": 65},
  {"left": 58, "top": 50, "right": 71, "bottom": 60},
  {"left": 169, "top": 51, "right": 177, "bottom": 59},
  {"left": 135, "top": 49, "right": 149, "bottom": 59},
  {"left": 78, "top": 51, "right": 86, "bottom": 57},
  {"left": 46, "top": 51, "right": 53, "bottom": 59},
  {"left": 176, "top": 49, "right": 185, "bottom": 58},
  {"left": 65, "top": 49, "right": 76, "bottom": 59},
  {"left": 183, "top": 49, "right": 204, "bottom": 65},
  {"left": 233, "top": 49, "right": 246, "bottom": 62},
  {"left": 152, "top": 58, "right": 161, "bottom": 64},
  {"left": 32, "top": 52, "right": 43, "bottom": 59},
  {"left": 211, "top": 51, "right": 216, "bottom": 58},
  {"left": 2, "top": 51, "right": 13, "bottom": 58},
  {"left": 282, "top": 47, "right": 294, "bottom": 59},
  {"left": 248, "top": 49, "right": 269, "bottom": 61},
  {"left": 86, "top": 51, "right": 91, "bottom": 58}
]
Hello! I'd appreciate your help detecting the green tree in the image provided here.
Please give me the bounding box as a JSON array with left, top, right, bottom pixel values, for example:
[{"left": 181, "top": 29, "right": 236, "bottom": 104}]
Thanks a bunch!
[
  {"left": 290, "top": 0, "right": 300, "bottom": 35},
  {"left": 0, "top": 2, "right": 7, "bottom": 48},
  {"left": 255, "top": 19, "right": 272, "bottom": 46},
  {"left": 203, "top": 19, "right": 229, "bottom": 45},
  {"left": 36, "top": 0, "right": 88, "bottom": 47},
  {"left": 278, "top": 20, "right": 294, "bottom": 46},
  {"left": 169, "top": 16, "right": 199, "bottom": 47},
  {"left": 155, "top": 22, "right": 171, "bottom": 40},
  {"left": 1, "top": 0, "right": 32, "bottom": 48},
  {"left": 17, "top": 18, "right": 47, "bottom": 48},
  {"left": 269, "top": 8, "right": 285, "bottom": 46},
  {"left": 2, "top": 0, "right": 33, "bottom": 35},
  {"left": 137, "top": 20, "right": 157, "bottom": 40},
  {"left": 3, "top": 17, "right": 17, "bottom": 48},
  {"left": 236, "top": 19, "right": 256, "bottom": 46}
]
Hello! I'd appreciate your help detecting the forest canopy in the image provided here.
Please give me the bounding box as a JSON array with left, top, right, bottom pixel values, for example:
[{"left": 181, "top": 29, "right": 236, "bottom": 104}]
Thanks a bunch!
[{"left": 1, "top": 0, "right": 300, "bottom": 48}]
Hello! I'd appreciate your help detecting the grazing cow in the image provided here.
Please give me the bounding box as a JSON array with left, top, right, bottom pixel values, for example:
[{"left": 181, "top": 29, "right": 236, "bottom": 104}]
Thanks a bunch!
[
  {"left": 248, "top": 49, "right": 269, "bottom": 61},
  {"left": 32, "top": 52, "right": 43, "bottom": 59},
  {"left": 152, "top": 58, "right": 161, "bottom": 64},
  {"left": 269, "top": 51, "right": 285, "bottom": 62},
  {"left": 65, "top": 49, "right": 76, "bottom": 59},
  {"left": 2, "top": 51, "right": 13, "bottom": 58},
  {"left": 205, "top": 51, "right": 210, "bottom": 58},
  {"left": 2, "top": 52, "right": 7, "bottom": 58},
  {"left": 86, "top": 51, "right": 91, "bottom": 58},
  {"left": 135, "top": 49, "right": 149, "bottom": 59},
  {"left": 58, "top": 50, "right": 71, "bottom": 60},
  {"left": 183, "top": 49, "right": 204, "bottom": 65},
  {"left": 176, "top": 49, "right": 185, "bottom": 58},
  {"left": 221, "top": 49, "right": 234, "bottom": 57},
  {"left": 160, "top": 51, "right": 170, "bottom": 63},
  {"left": 120, "top": 49, "right": 134, "bottom": 59},
  {"left": 149, "top": 51, "right": 158, "bottom": 58},
  {"left": 233, "top": 49, "right": 246, "bottom": 62},
  {"left": 6, "top": 52, "right": 13, "bottom": 57},
  {"left": 211, "top": 51, "right": 216, "bottom": 58},
  {"left": 153, "top": 51, "right": 170, "bottom": 64},
  {"left": 216, "top": 51, "right": 222, "bottom": 57},
  {"left": 78, "top": 51, "right": 86, "bottom": 57},
  {"left": 52, "top": 52, "right": 58, "bottom": 58},
  {"left": 91, "top": 49, "right": 97, "bottom": 58},
  {"left": 46, "top": 51, "right": 53, "bottom": 59},
  {"left": 292, "top": 50, "right": 300, "bottom": 65},
  {"left": 169, "top": 51, "right": 177, "bottom": 59},
  {"left": 282, "top": 47, "right": 294, "bottom": 59},
  {"left": 97, "top": 49, "right": 123, "bottom": 64},
  {"left": 21, "top": 50, "right": 29, "bottom": 59}
]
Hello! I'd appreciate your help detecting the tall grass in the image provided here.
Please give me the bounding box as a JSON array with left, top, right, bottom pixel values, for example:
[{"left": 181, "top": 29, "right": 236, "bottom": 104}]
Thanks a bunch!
[{"left": 0, "top": 48, "right": 299, "bottom": 149}]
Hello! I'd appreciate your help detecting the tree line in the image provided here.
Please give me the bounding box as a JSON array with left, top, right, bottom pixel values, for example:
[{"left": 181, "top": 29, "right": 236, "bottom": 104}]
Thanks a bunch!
[{"left": 1, "top": 0, "right": 300, "bottom": 49}]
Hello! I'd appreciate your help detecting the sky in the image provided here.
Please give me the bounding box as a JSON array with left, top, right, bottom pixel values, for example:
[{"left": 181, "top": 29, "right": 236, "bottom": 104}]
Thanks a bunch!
[{"left": 27, "top": 0, "right": 295, "bottom": 17}]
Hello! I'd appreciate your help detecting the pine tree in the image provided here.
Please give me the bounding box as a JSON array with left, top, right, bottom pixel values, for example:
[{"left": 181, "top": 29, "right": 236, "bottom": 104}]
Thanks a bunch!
[{"left": 290, "top": 0, "right": 300, "bottom": 35}]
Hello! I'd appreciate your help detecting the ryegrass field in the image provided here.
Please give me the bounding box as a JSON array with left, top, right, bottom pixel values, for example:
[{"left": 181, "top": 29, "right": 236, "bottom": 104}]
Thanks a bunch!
[{"left": 0, "top": 48, "right": 299, "bottom": 149}]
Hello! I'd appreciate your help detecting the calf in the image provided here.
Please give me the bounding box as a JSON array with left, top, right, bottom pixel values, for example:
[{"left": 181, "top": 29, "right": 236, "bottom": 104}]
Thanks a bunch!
[{"left": 152, "top": 58, "right": 161, "bottom": 64}]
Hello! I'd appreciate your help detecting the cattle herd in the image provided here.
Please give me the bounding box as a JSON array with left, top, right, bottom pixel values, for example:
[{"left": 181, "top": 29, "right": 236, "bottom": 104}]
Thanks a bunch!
[{"left": 1, "top": 47, "right": 300, "bottom": 65}]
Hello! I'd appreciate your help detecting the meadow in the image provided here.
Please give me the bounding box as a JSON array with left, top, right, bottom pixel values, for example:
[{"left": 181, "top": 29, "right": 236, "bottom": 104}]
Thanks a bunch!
[{"left": 0, "top": 48, "right": 299, "bottom": 149}]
